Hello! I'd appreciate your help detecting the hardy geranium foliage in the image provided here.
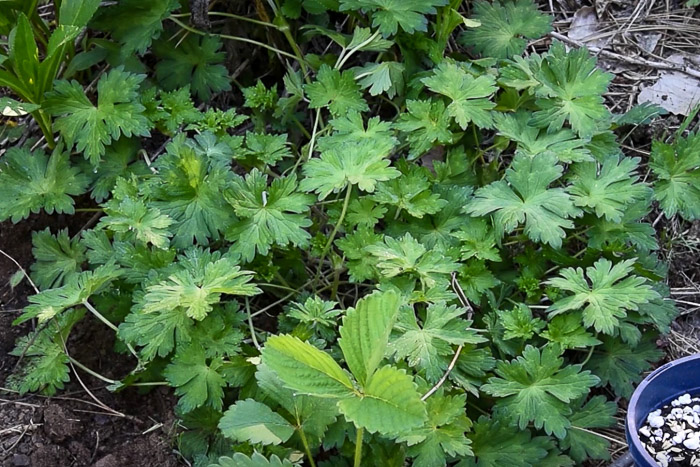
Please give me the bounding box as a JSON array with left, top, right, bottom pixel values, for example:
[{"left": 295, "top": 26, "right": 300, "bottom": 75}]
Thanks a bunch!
[{"left": 2, "top": 0, "right": 690, "bottom": 466}]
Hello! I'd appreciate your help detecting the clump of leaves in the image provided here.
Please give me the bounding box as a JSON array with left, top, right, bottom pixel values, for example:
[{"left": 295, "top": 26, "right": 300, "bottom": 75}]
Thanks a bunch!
[{"left": 4, "top": 1, "right": 690, "bottom": 466}]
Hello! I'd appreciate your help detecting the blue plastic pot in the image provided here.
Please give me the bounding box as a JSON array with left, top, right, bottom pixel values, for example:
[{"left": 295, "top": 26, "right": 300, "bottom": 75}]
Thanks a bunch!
[{"left": 626, "top": 353, "right": 700, "bottom": 466}]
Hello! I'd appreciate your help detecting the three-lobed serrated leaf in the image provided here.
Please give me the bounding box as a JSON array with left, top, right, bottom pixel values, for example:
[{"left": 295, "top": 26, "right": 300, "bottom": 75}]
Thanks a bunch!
[
  {"left": 338, "top": 365, "right": 426, "bottom": 435},
  {"left": 219, "top": 399, "right": 295, "bottom": 445},
  {"left": 262, "top": 335, "right": 355, "bottom": 398}
]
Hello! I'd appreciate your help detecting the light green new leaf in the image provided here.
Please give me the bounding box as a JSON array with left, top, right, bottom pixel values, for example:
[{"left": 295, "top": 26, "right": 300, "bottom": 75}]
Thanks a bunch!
[
  {"left": 546, "top": 258, "right": 660, "bottom": 334},
  {"left": 460, "top": 0, "right": 551, "bottom": 59},
  {"left": 99, "top": 197, "right": 173, "bottom": 249},
  {"left": 649, "top": 133, "right": 700, "bottom": 221},
  {"left": 219, "top": 399, "right": 295, "bottom": 445},
  {"left": 354, "top": 61, "right": 405, "bottom": 98},
  {"left": 262, "top": 335, "right": 355, "bottom": 398},
  {"left": 338, "top": 365, "right": 426, "bottom": 435},
  {"left": 338, "top": 290, "right": 400, "bottom": 385},
  {"left": 139, "top": 248, "right": 260, "bottom": 321},
  {"left": 481, "top": 345, "right": 599, "bottom": 438},
  {"left": 300, "top": 140, "right": 399, "bottom": 199},
  {"left": 568, "top": 156, "right": 650, "bottom": 222},
  {"left": 466, "top": 153, "right": 580, "bottom": 248},
  {"left": 530, "top": 42, "right": 612, "bottom": 138},
  {"left": 0, "top": 146, "right": 89, "bottom": 223},
  {"left": 366, "top": 234, "right": 458, "bottom": 289},
  {"left": 422, "top": 61, "right": 497, "bottom": 129}
]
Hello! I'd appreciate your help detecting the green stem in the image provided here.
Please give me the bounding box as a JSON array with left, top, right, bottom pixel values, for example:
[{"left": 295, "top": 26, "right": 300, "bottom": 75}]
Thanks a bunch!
[
  {"left": 314, "top": 185, "right": 353, "bottom": 289},
  {"left": 69, "top": 357, "right": 118, "bottom": 385},
  {"left": 298, "top": 429, "right": 317, "bottom": 467},
  {"left": 173, "top": 11, "right": 280, "bottom": 29},
  {"left": 354, "top": 427, "right": 364, "bottom": 467},
  {"left": 167, "top": 17, "right": 300, "bottom": 62},
  {"left": 581, "top": 346, "right": 595, "bottom": 366},
  {"left": 245, "top": 298, "right": 262, "bottom": 351},
  {"left": 82, "top": 300, "right": 142, "bottom": 365}
]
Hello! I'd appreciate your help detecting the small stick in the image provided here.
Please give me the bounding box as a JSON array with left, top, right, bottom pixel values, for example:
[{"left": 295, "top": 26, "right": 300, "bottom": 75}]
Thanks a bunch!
[
  {"left": 421, "top": 272, "right": 474, "bottom": 401},
  {"left": 549, "top": 31, "right": 700, "bottom": 80}
]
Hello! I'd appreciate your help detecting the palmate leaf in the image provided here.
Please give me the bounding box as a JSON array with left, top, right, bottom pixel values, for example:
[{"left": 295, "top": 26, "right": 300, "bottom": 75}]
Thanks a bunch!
[
  {"left": 540, "top": 314, "right": 601, "bottom": 350},
  {"left": 300, "top": 140, "right": 400, "bottom": 199},
  {"left": 493, "top": 111, "right": 592, "bottom": 163},
  {"left": 164, "top": 346, "right": 228, "bottom": 413},
  {"left": 44, "top": 68, "right": 150, "bottom": 164},
  {"left": 560, "top": 396, "right": 616, "bottom": 463},
  {"left": 466, "top": 153, "right": 580, "bottom": 248},
  {"left": 586, "top": 334, "right": 662, "bottom": 398},
  {"left": 530, "top": 42, "right": 612, "bottom": 138},
  {"left": 305, "top": 64, "right": 368, "bottom": 116},
  {"left": 649, "top": 132, "right": 700, "bottom": 220},
  {"left": 546, "top": 258, "right": 660, "bottom": 334},
  {"left": 337, "top": 365, "right": 426, "bottom": 435},
  {"left": 317, "top": 111, "right": 397, "bottom": 154},
  {"left": 137, "top": 248, "right": 260, "bottom": 321},
  {"left": 150, "top": 135, "right": 237, "bottom": 246},
  {"left": 421, "top": 61, "right": 497, "bottom": 129},
  {"left": 460, "top": 0, "right": 551, "bottom": 59},
  {"left": 338, "top": 290, "right": 400, "bottom": 385},
  {"left": 339, "top": 0, "right": 447, "bottom": 36},
  {"left": 119, "top": 305, "right": 194, "bottom": 360},
  {"left": 154, "top": 34, "right": 232, "bottom": 101},
  {"left": 398, "top": 391, "right": 473, "bottom": 467},
  {"left": 94, "top": 0, "right": 179, "bottom": 54},
  {"left": 225, "top": 170, "right": 313, "bottom": 263},
  {"left": 371, "top": 160, "right": 447, "bottom": 218},
  {"left": 481, "top": 345, "right": 599, "bottom": 438},
  {"left": 98, "top": 196, "right": 174, "bottom": 249},
  {"left": 392, "top": 302, "right": 485, "bottom": 382},
  {"left": 366, "top": 233, "right": 458, "bottom": 289},
  {"left": 262, "top": 335, "right": 355, "bottom": 398},
  {"left": 459, "top": 415, "right": 550, "bottom": 467},
  {"left": 568, "top": 155, "right": 650, "bottom": 222},
  {"left": 30, "top": 228, "right": 86, "bottom": 290},
  {"left": 0, "top": 146, "right": 89, "bottom": 223},
  {"left": 219, "top": 399, "right": 295, "bottom": 445},
  {"left": 394, "top": 99, "right": 455, "bottom": 158},
  {"left": 353, "top": 61, "right": 405, "bottom": 98}
]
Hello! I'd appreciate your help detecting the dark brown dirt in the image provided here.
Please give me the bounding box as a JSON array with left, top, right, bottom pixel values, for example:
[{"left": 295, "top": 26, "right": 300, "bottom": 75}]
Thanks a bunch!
[{"left": 0, "top": 212, "right": 183, "bottom": 467}]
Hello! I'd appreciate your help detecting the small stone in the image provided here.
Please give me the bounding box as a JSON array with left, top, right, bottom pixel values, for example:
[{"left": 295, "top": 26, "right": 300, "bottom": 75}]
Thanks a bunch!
[
  {"left": 673, "top": 431, "right": 686, "bottom": 444},
  {"left": 679, "top": 394, "right": 693, "bottom": 405},
  {"left": 672, "top": 408, "right": 685, "bottom": 418},
  {"left": 12, "top": 454, "right": 30, "bottom": 466},
  {"left": 684, "top": 435, "right": 700, "bottom": 450},
  {"left": 650, "top": 409, "right": 663, "bottom": 418},
  {"left": 649, "top": 415, "right": 665, "bottom": 428},
  {"left": 640, "top": 426, "right": 652, "bottom": 437},
  {"left": 694, "top": 405, "right": 700, "bottom": 414}
]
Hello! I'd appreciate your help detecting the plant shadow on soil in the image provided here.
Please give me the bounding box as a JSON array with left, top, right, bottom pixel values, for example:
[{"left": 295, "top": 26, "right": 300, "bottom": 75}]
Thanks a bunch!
[{"left": 0, "top": 210, "right": 183, "bottom": 467}]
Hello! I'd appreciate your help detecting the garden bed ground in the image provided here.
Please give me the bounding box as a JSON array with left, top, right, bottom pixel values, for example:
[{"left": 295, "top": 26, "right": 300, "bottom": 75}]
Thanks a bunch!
[{"left": 1, "top": 0, "right": 700, "bottom": 466}]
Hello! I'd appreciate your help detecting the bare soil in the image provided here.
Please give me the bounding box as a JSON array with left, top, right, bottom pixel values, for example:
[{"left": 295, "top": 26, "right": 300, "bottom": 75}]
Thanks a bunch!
[{"left": 0, "top": 212, "right": 182, "bottom": 467}]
